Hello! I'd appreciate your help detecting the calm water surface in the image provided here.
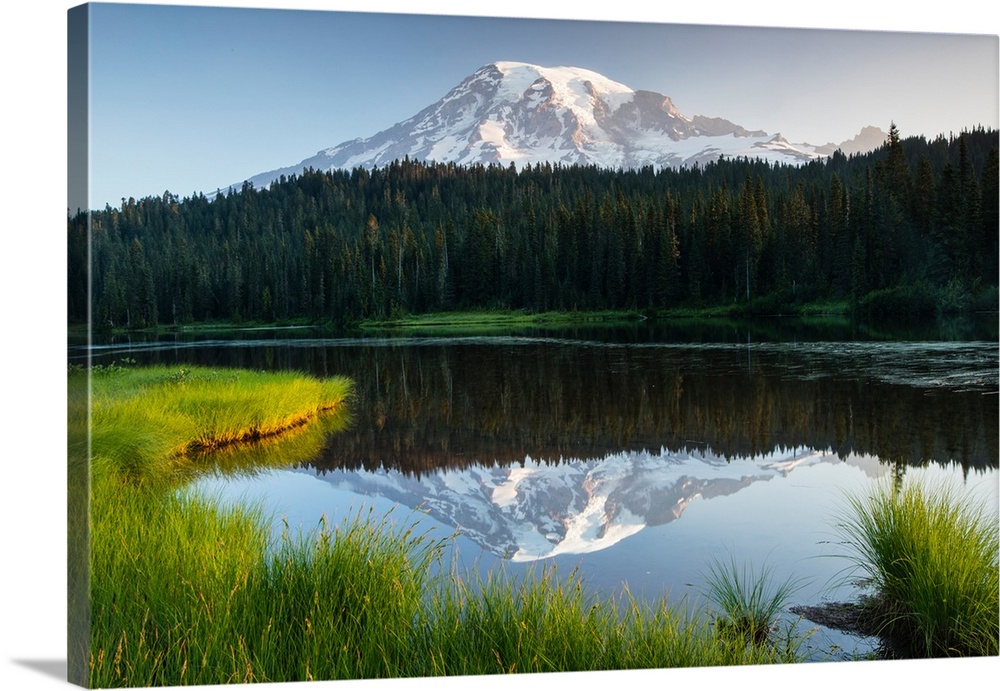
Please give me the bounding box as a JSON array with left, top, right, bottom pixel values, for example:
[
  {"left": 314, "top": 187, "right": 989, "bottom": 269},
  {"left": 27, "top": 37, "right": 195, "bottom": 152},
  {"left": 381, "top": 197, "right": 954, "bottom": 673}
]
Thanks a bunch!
[{"left": 72, "top": 319, "right": 999, "bottom": 660}]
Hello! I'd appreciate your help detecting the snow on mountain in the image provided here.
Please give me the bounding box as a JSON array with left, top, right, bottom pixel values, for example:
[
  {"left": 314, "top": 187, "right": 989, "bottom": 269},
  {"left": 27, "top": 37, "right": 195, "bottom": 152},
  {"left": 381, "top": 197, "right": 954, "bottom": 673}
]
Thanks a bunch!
[
  {"left": 302, "top": 445, "right": 835, "bottom": 562},
  {"left": 229, "top": 61, "right": 885, "bottom": 192}
]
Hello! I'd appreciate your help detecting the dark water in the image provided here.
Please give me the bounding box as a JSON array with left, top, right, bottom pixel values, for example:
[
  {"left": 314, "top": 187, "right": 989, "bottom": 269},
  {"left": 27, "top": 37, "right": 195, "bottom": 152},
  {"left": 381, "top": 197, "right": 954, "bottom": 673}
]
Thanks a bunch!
[{"left": 71, "top": 318, "right": 999, "bottom": 660}]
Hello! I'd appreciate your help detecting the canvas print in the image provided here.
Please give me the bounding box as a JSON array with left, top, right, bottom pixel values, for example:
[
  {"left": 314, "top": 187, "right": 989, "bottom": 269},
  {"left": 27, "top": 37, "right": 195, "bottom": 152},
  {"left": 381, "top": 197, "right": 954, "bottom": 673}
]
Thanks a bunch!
[{"left": 67, "top": 2, "right": 999, "bottom": 688}]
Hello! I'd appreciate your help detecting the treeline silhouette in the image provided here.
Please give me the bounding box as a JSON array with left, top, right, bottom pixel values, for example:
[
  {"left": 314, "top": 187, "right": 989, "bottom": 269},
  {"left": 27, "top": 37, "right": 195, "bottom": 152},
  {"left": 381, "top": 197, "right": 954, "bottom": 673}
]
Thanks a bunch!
[{"left": 68, "top": 125, "right": 998, "bottom": 328}]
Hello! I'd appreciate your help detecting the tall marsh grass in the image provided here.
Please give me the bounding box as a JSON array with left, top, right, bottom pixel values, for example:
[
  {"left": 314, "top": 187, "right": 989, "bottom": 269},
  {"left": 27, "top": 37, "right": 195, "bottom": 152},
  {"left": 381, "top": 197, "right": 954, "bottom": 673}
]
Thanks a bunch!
[
  {"left": 838, "top": 478, "right": 999, "bottom": 657},
  {"left": 89, "top": 493, "right": 442, "bottom": 686},
  {"left": 85, "top": 364, "right": 352, "bottom": 485},
  {"left": 417, "top": 566, "right": 803, "bottom": 676}
]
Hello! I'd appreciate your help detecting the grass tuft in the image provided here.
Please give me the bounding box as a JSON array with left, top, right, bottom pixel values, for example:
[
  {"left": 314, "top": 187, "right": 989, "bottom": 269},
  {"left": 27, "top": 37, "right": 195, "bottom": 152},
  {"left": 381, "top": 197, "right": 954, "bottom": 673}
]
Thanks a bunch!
[
  {"left": 702, "top": 555, "right": 804, "bottom": 648},
  {"left": 837, "top": 478, "right": 999, "bottom": 657}
]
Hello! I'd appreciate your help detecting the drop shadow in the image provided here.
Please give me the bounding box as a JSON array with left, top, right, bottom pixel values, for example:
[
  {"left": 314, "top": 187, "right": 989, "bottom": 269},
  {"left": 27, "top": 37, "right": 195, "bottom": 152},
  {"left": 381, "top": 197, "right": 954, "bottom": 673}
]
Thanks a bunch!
[{"left": 11, "top": 658, "right": 67, "bottom": 682}]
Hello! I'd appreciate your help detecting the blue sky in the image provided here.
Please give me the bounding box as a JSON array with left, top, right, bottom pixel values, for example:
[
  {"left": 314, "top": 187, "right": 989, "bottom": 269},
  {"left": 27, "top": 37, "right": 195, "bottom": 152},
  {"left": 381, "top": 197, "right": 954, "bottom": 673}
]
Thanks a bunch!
[{"left": 79, "top": 1, "right": 999, "bottom": 210}]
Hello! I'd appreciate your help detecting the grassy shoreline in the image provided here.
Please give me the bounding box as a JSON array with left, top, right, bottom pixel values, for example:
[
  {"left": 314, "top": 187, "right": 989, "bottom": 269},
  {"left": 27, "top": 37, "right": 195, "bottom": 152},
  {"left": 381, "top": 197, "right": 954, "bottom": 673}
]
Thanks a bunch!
[
  {"left": 81, "top": 364, "right": 352, "bottom": 482},
  {"left": 358, "top": 308, "right": 647, "bottom": 332},
  {"left": 73, "top": 363, "right": 997, "bottom": 686},
  {"left": 72, "top": 282, "right": 999, "bottom": 339},
  {"left": 75, "top": 363, "right": 808, "bottom": 687},
  {"left": 659, "top": 299, "right": 853, "bottom": 319}
]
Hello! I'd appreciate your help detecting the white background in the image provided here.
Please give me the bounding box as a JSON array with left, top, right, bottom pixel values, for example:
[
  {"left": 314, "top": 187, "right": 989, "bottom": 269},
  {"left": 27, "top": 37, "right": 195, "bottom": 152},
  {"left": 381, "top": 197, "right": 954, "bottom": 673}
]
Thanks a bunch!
[{"left": 2, "top": 2, "right": 998, "bottom": 690}]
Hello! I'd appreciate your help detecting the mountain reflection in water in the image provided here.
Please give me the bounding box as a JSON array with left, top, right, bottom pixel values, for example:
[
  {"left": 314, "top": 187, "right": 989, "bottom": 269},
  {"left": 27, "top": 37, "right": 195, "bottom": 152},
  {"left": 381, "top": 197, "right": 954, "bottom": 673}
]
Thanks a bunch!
[{"left": 302, "top": 445, "right": 880, "bottom": 561}]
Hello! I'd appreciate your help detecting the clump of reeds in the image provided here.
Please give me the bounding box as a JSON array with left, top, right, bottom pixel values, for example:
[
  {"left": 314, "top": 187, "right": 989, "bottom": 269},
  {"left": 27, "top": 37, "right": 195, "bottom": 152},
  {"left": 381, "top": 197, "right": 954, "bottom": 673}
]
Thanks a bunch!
[
  {"left": 701, "top": 555, "right": 804, "bottom": 649},
  {"left": 837, "top": 478, "right": 999, "bottom": 657}
]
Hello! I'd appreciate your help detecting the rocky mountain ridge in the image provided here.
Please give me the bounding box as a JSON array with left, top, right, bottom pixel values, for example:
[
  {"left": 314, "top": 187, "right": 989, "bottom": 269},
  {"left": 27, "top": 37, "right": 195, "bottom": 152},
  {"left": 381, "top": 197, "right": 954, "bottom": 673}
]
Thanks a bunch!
[{"left": 229, "top": 61, "right": 885, "bottom": 192}]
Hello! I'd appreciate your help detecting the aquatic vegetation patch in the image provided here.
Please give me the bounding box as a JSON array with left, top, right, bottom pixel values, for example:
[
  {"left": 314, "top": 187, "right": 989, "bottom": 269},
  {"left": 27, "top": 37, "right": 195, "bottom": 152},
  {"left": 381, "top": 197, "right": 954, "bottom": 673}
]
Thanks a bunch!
[
  {"left": 359, "top": 308, "right": 644, "bottom": 334},
  {"left": 418, "top": 566, "right": 804, "bottom": 676},
  {"left": 837, "top": 478, "right": 999, "bottom": 657},
  {"left": 702, "top": 555, "right": 806, "bottom": 648}
]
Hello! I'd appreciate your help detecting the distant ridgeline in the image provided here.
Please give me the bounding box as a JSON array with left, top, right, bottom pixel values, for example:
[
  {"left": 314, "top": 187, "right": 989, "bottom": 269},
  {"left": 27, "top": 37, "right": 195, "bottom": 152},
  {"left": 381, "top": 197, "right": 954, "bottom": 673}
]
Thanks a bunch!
[{"left": 69, "top": 126, "right": 998, "bottom": 328}]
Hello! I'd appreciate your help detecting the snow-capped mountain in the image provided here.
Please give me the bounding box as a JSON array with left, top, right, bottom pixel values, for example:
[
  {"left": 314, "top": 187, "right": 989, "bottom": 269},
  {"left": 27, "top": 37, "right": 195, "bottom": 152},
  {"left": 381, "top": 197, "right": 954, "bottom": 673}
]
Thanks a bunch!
[{"left": 231, "top": 61, "right": 885, "bottom": 191}]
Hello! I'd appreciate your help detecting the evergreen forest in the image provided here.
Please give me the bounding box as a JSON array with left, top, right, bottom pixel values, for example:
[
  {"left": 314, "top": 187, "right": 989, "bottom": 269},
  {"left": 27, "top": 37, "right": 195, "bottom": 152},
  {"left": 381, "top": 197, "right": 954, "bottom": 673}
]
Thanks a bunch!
[{"left": 67, "top": 125, "right": 999, "bottom": 330}]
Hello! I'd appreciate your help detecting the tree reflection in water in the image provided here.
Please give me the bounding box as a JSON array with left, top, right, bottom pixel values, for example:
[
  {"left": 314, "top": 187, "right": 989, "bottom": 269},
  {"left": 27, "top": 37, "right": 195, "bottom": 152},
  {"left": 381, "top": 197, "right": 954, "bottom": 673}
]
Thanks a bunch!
[{"left": 299, "top": 341, "right": 997, "bottom": 478}]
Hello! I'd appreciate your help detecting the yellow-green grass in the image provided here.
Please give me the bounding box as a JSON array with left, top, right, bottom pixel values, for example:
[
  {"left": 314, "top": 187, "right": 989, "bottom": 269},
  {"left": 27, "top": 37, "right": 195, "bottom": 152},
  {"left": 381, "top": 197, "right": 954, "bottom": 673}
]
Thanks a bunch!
[
  {"left": 89, "top": 500, "right": 802, "bottom": 687},
  {"left": 89, "top": 494, "right": 441, "bottom": 686},
  {"left": 838, "top": 478, "right": 999, "bottom": 657},
  {"left": 84, "top": 365, "right": 351, "bottom": 485}
]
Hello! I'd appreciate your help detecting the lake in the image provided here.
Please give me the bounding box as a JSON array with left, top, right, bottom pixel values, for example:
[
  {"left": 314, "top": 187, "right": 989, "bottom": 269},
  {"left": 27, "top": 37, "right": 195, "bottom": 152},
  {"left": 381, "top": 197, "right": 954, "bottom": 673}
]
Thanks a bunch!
[{"left": 70, "top": 317, "right": 999, "bottom": 660}]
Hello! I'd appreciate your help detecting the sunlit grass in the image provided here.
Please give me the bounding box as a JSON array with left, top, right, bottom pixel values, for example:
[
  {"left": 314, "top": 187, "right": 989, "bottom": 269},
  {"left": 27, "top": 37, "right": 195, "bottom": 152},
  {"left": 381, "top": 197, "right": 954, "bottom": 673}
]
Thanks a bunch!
[
  {"left": 76, "top": 363, "right": 360, "bottom": 685},
  {"left": 88, "top": 478, "right": 270, "bottom": 685},
  {"left": 838, "top": 478, "right": 999, "bottom": 657},
  {"left": 89, "top": 501, "right": 806, "bottom": 687},
  {"left": 89, "top": 486, "right": 442, "bottom": 686},
  {"left": 84, "top": 364, "right": 351, "bottom": 485}
]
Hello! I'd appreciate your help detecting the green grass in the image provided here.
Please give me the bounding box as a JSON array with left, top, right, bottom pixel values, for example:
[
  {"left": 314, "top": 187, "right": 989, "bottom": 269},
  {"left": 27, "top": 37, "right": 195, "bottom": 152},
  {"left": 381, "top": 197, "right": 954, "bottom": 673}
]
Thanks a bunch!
[
  {"left": 75, "top": 362, "right": 813, "bottom": 687},
  {"left": 796, "top": 299, "right": 852, "bottom": 317},
  {"left": 84, "top": 364, "right": 352, "bottom": 485},
  {"left": 837, "top": 478, "right": 999, "bottom": 657},
  {"left": 417, "top": 566, "right": 803, "bottom": 676},
  {"left": 89, "top": 498, "right": 803, "bottom": 687},
  {"left": 89, "top": 495, "right": 442, "bottom": 686},
  {"left": 702, "top": 556, "right": 805, "bottom": 647},
  {"left": 75, "top": 363, "right": 357, "bottom": 685},
  {"left": 660, "top": 298, "right": 852, "bottom": 320},
  {"left": 96, "top": 316, "right": 322, "bottom": 337},
  {"left": 359, "top": 308, "right": 645, "bottom": 333},
  {"left": 75, "top": 361, "right": 998, "bottom": 686}
]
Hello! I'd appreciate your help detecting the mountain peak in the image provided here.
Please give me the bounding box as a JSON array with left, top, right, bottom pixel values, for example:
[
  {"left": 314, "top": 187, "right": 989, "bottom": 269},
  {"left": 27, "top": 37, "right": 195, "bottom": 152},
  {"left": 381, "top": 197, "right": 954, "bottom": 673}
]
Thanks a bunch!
[
  {"left": 231, "top": 63, "right": 885, "bottom": 192},
  {"left": 489, "top": 60, "right": 635, "bottom": 95},
  {"left": 809, "top": 124, "right": 889, "bottom": 157}
]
